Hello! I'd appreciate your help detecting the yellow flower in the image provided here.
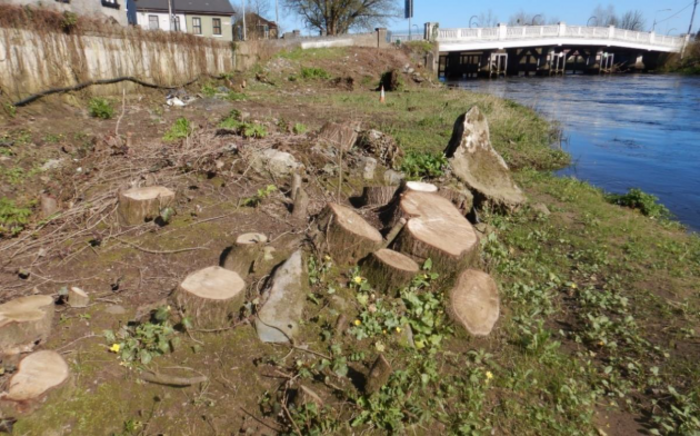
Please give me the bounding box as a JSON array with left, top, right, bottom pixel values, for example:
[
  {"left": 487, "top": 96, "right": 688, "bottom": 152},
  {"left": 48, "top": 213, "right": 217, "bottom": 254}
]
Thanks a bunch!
[
  {"left": 569, "top": 283, "right": 578, "bottom": 289},
  {"left": 422, "top": 274, "right": 428, "bottom": 279},
  {"left": 354, "top": 319, "right": 362, "bottom": 326},
  {"left": 485, "top": 371, "right": 494, "bottom": 381},
  {"left": 109, "top": 343, "right": 121, "bottom": 353},
  {"left": 382, "top": 330, "right": 387, "bottom": 334},
  {"left": 396, "top": 327, "right": 402, "bottom": 333},
  {"left": 353, "top": 276, "right": 363, "bottom": 285},
  {"left": 324, "top": 255, "right": 332, "bottom": 261}
]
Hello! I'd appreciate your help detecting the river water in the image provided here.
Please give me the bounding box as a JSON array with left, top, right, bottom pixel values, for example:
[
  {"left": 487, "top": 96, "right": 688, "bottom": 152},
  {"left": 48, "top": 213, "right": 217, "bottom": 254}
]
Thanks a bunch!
[{"left": 451, "top": 74, "right": 700, "bottom": 231}]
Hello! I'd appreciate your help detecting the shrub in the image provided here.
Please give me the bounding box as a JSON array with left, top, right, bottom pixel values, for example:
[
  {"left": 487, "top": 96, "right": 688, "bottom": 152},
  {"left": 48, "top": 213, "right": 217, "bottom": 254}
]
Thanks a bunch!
[
  {"left": 218, "top": 111, "right": 267, "bottom": 138},
  {"left": 163, "top": 117, "right": 192, "bottom": 141},
  {"left": 0, "top": 197, "right": 32, "bottom": 237},
  {"left": 88, "top": 97, "right": 114, "bottom": 119},
  {"left": 400, "top": 151, "right": 448, "bottom": 180},
  {"left": 293, "top": 123, "right": 308, "bottom": 134},
  {"left": 301, "top": 67, "right": 332, "bottom": 80},
  {"left": 606, "top": 188, "right": 672, "bottom": 220}
]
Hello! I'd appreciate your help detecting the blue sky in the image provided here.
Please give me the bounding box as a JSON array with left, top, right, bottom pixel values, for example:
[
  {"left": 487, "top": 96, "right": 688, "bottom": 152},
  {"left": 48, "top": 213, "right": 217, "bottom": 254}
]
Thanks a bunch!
[{"left": 263, "top": 0, "right": 698, "bottom": 37}]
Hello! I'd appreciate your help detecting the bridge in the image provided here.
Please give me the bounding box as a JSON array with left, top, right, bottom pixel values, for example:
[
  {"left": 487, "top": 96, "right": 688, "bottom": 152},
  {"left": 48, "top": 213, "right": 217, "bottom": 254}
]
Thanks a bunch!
[{"left": 422, "top": 23, "right": 690, "bottom": 78}]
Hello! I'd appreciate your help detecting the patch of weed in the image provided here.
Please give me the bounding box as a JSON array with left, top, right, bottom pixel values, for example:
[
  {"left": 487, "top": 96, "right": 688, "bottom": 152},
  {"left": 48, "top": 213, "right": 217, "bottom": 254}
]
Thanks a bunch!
[
  {"left": 0, "top": 197, "right": 32, "bottom": 237},
  {"left": 301, "top": 67, "right": 332, "bottom": 81},
  {"left": 399, "top": 151, "right": 447, "bottom": 180},
  {"left": 163, "top": 117, "right": 192, "bottom": 141},
  {"left": 606, "top": 188, "right": 672, "bottom": 220},
  {"left": 88, "top": 97, "right": 114, "bottom": 119}
]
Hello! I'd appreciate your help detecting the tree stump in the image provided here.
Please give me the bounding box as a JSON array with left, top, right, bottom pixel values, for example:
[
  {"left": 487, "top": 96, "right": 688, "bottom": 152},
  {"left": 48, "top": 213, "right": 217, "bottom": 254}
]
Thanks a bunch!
[
  {"left": 317, "top": 121, "right": 360, "bottom": 152},
  {"left": 365, "top": 354, "right": 392, "bottom": 395},
  {"left": 0, "top": 295, "right": 54, "bottom": 355},
  {"left": 361, "top": 249, "right": 419, "bottom": 293},
  {"left": 3, "top": 350, "right": 69, "bottom": 402},
  {"left": 448, "top": 270, "right": 500, "bottom": 337},
  {"left": 68, "top": 287, "right": 89, "bottom": 308},
  {"left": 173, "top": 266, "right": 246, "bottom": 330},
  {"left": 360, "top": 186, "right": 398, "bottom": 208},
  {"left": 311, "top": 203, "right": 382, "bottom": 265},
  {"left": 402, "top": 181, "right": 438, "bottom": 194},
  {"left": 222, "top": 233, "right": 269, "bottom": 279},
  {"left": 391, "top": 191, "right": 479, "bottom": 277},
  {"left": 118, "top": 186, "right": 175, "bottom": 226},
  {"left": 292, "top": 189, "right": 310, "bottom": 221},
  {"left": 438, "top": 185, "right": 474, "bottom": 216},
  {"left": 381, "top": 181, "right": 440, "bottom": 227}
]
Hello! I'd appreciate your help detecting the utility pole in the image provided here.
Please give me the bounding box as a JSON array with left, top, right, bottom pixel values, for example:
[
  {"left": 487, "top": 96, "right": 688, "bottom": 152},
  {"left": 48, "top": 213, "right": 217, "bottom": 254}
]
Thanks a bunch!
[
  {"left": 275, "top": 0, "right": 279, "bottom": 38},
  {"left": 689, "top": 0, "right": 698, "bottom": 36},
  {"left": 168, "top": 0, "right": 173, "bottom": 31},
  {"left": 242, "top": 0, "right": 247, "bottom": 41}
]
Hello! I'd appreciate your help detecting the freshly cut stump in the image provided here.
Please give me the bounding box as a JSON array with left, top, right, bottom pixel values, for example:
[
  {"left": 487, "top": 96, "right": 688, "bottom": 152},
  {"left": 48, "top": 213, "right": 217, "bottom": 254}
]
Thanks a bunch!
[
  {"left": 438, "top": 185, "right": 475, "bottom": 216},
  {"left": 118, "top": 186, "right": 175, "bottom": 226},
  {"left": 312, "top": 203, "right": 382, "bottom": 264},
  {"left": 222, "top": 233, "right": 269, "bottom": 278},
  {"left": 361, "top": 249, "right": 419, "bottom": 292},
  {"left": 360, "top": 186, "right": 398, "bottom": 208},
  {"left": 448, "top": 270, "right": 500, "bottom": 337},
  {"left": 402, "top": 181, "right": 438, "bottom": 194},
  {"left": 68, "top": 287, "right": 89, "bottom": 308},
  {"left": 391, "top": 191, "right": 479, "bottom": 276},
  {"left": 0, "top": 295, "right": 54, "bottom": 355},
  {"left": 4, "top": 350, "right": 69, "bottom": 402},
  {"left": 174, "top": 266, "right": 246, "bottom": 330}
]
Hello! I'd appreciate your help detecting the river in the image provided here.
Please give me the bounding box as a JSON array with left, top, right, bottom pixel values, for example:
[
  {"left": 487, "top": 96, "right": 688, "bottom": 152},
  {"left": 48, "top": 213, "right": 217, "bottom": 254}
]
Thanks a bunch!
[{"left": 450, "top": 74, "right": 700, "bottom": 231}]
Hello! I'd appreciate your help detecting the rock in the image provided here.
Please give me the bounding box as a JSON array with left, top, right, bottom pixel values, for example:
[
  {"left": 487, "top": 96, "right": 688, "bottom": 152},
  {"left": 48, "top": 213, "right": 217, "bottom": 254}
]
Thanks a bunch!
[
  {"left": 317, "top": 121, "right": 360, "bottom": 152},
  {"left": 383, "top": 170, "right": 404, "bottom": 186},
  {"left": 250, "top": 149, "right": 301, "bottom": 179},
  {"left": 40, "top": 194, "right": 58, "bottom": 218},
  {"left": 445, "top": 107, "right": 525, "bottom": 210},
  {"left": 532, "top": 203, "right": 551, "bottom": 216},
  {"left": 0, "top": 295, "right": 54, "bottom": 355},
  {"left": 117, "top": 186, "right": 175, "bottom": 226},
  {"left": 448, "top": 270, "right": 500, "bottom": 337},
  {"left": 67, "top": 287, "right": 89, "bottom": 308},
  {"left": 356, "top": 130, "right": 403, "bottom": 168},
  {"left": 361, "top": 157, "right": 378, "bottom": 180},
  {"left": 365, "top": 354, "right": 392, "bottom": 394},
  {"left": 40, "top": 159, "right": 63, "bottom": 171},
  {"left": 3, "top": 351, "right": 69, "bottom": 402},
  {"left": 173, "top": 266, "right": 247, "bottom": 330},
  {"left": 256, "top": 250, "right": 307, "bottom": 343}
]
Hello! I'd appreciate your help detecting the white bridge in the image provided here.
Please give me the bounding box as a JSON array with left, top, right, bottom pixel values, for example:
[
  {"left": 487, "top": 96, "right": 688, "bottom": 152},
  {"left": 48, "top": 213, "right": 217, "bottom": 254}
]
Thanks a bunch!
[{"left": 434, "top": 23, "right": 687, "bottom": 54}]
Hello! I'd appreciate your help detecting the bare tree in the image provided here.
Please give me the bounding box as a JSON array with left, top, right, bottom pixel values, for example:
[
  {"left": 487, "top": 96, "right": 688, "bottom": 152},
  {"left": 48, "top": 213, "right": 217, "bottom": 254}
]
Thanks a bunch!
[
  {"left": 478, "top": 10, "right": 499, "bottom": 27},
  {"left": 508, "top": 10, "right": 546, "bottom": 26},
  {"left": 281, "top": 0, "right": 399, "bottom": 35},
  {"left": 591, "top": 4, "right": 618, "bottom": 27},
  {"left": 618, "top": 10, "right": 646, "bottom": 31},
  {"left": 232, "top": 0, "right": 272, "bottom": 19}
]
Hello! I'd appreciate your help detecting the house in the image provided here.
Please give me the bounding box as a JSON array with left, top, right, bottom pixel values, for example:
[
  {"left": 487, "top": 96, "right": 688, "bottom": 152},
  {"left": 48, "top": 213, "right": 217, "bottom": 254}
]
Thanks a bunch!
[
  {"left": 233, "top": 13, "right": 279, "bottom": 41},
  {"left": 8, "top": 0, "right": 128, "bottom": 26},
  {"left": 134, "top": 0, "right": 235, "bottom": 41}
]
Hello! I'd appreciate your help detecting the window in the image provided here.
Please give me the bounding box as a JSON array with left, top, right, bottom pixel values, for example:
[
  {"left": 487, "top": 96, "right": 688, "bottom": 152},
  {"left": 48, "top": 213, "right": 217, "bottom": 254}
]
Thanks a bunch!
[
  {"left": 149, "top": 15, "right": 159, "bottom": 30},
  {"left": 192, "top": 17, "right": 202, "bottom": 35},
  {"left": 213, "top": 18, "right": 222, "bottom": 35},
  {"left": 101, "top": 0, "right": 120, "bottom": 9},
  {"left": 173, "top": 16, "right": 181, "bottom": 32}
]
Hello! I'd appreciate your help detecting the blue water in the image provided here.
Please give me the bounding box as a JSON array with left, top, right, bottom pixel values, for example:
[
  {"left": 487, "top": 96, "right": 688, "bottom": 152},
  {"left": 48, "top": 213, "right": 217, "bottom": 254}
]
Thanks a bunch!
[{"left": 452, "top": 74, "right": 700, "bottom": 231}]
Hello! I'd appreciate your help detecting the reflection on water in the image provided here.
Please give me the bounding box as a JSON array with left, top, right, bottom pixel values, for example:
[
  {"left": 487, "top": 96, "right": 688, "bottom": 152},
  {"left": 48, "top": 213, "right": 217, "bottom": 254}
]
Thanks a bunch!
[{"left": 450, "top": 74, "right": 700, "bottom": 231}]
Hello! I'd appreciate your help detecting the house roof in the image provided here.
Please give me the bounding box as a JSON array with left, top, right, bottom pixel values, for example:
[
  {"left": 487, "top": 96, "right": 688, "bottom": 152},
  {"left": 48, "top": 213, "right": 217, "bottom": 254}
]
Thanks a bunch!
[
  {"left": 135, "top": 0, "right": 235, "bottom": 15},
  {"left": 246, "top": 13, "right": 278, "bottom": 29}
]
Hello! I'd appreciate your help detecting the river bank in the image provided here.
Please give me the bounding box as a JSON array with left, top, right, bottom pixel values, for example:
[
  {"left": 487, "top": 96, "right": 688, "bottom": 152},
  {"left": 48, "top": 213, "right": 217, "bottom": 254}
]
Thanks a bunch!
[{"left": 1, "top": 46, "right": 699, "bottom": 435}]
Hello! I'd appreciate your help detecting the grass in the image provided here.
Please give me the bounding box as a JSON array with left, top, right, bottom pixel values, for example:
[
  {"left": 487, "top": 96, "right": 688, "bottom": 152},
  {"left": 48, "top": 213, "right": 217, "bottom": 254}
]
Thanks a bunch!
[
  {"left": 88, "top": 97, "right": 114, "bottom": 119},
  {"left": 162, "top": 117, "right": 192, "bottom": 141}
]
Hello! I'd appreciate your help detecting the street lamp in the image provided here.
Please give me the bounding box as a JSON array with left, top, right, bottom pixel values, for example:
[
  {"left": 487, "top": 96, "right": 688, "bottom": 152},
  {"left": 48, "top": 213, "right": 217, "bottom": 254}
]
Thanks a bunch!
[
  {"left": 531, "top": 14, "right": 542, "bottom": 26},
  {"left": 587, "top": 16, "right": 597, "bottom": 27},
  {"left": 667, "top": 28, "right": 677, "bottom": 35},
  {"left": 469, "top": 15, "right": 479, "bottom": 28},
  {"left": 652, "top": 9, "right": 672, "bottom": 31}
]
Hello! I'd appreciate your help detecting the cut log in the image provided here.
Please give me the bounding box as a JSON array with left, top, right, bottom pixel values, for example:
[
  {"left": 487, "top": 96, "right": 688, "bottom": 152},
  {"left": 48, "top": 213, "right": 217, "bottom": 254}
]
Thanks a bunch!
[
  {"left": 118, "top": 186, "right": 175, "bottom": 226},
  {"left": 4, "top": 351, "right": 69, "bottom": 402},
  {"left": 0, "top": 295, "right": 54, "bottom": 355},
  {"left": 365, "top": 354, "right": 392, "bottom": 395},
  {"left": 311, "top": 203, "right": 382, "bottom": 265},
  {"left": 402, "top": 181, "right": 438, "bottom": 194},
  {"left": 67, "top": 287, "right": 89, "bottom": 308},
  {"left": 448, "top": 270, "right": 500, "bottom": 337},
  {"left": 361, "top": 249, "right": 419, "bottom": 293},
  {"left": 222, "top": 233, "right": 269, "bottom": 279},
  {"left": 390, "top": 191, "right": 479, "bottom": 276},
  {"left": 360, "top": 186, "right": 398, "bottom": 208},
  {"left": 173, "top": 266, "right": 246, "bottom": 330}
]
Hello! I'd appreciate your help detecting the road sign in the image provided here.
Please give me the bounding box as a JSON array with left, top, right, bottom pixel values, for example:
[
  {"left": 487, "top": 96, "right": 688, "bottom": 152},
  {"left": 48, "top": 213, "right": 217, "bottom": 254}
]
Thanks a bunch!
[{"left": 405, "top": 0, "right": 413, "bottom": 19}]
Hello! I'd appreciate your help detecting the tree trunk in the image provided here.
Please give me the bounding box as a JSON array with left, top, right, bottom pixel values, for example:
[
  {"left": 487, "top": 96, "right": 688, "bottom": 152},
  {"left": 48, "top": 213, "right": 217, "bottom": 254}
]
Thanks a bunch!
[
  {"left": 173, "top": 266, "right": 246, "bottom": 330},
  {"left": 361, "top": 249, "right": 419, "bottom": 293},
  {"left": 222, "top": 233, "right": 269, "bottom": 279},
  {"left": 68, "top": 287, "right": 90, "bottom": 308},
  {"left": 448, "top": 269, "right": 500, "bottom": 337},
  {"left": 4, "top": 350, "right": 69, "bottom": 402},
  {"left": 118, "top": 186, "right": 175, "bottom": 226},
  {"left": 310, "top": 203, "right": 382, "bottom": 265},
  {"left": 360, "top": 186, "right": 398, "bottom": 208},
  {"left": 0, "top": 295, "right": 54, "bottom": 355}
]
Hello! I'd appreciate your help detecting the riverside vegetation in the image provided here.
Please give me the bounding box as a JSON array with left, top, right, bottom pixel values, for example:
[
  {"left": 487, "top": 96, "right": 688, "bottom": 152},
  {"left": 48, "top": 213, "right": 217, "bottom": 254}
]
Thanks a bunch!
[{"left": 0, "top": 45, "right": 698, "bottom": 436}]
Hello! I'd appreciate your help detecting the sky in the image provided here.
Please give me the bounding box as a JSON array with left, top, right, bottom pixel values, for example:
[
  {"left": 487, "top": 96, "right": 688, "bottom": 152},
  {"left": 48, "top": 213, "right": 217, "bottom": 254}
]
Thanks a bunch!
[{"left": 252, "top": 0, "right": 698, "bottom": 37}]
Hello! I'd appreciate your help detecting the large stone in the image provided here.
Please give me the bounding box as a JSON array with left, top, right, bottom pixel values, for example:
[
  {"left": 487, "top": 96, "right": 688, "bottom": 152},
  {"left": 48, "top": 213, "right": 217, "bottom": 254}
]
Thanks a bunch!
[
  {"left": 445, "top": 107, "right": 525, "bottom": 209},
  {"left": 251, "top": 149, "right": 301, "bottom": 179},
  {"left": 256, "top": 250, "right": 307, "bottom": 343}
]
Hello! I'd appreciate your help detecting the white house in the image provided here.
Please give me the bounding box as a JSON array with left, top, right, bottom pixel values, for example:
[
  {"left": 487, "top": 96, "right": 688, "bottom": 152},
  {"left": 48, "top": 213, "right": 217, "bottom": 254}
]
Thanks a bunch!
[{"left": 136, "top": 11, "right": 187, "bottom": 32}]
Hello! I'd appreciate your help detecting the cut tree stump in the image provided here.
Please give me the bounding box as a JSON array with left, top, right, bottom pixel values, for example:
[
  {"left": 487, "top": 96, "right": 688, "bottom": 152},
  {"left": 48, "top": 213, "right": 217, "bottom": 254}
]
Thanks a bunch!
[
  {"left": 3, "top": 350, "right": 69, "bottom": 402},
  {"left": 448, "top": 269, "right": 500, "bottom": 337},
  {"left": 317, "top": 121, "right": 360, "bottom": 152},
  {"left": 361, "top": 249, "right": 419, "bottom": 292},
  {"left": 0, "top": 295, "right": 54, "bottom": 355},
  {"left": 222, "top": 233, "right": 269, "bottom": 279},
  {"left": 292, "top": 189, "right": 310, "bottom": 221},
  {"left": 360, "top": 186, "right": 398, "bottom": 208},
  {"left": 438, "top": 185, "right": 475, "bottom": 216},
  {"left": 311, "top": 203, "right": 382, "bottom": 265},
  {"left": 391, "top": 191, "right": 479, "bottom": 276},
  {"left": 67, "top": 287, "right": 89, "bottom": 308},
  {"left": 365, "top": 354, "right": 392, "bottom": 395},
  {"left": 118, "top": 186, "right": 175, "bottom": 226},
  {"left": 401, "top": 181, "right": 438, "bottom": 194},
  {"left": 173, "top": 266, "right": 246, "bottom": 330}
]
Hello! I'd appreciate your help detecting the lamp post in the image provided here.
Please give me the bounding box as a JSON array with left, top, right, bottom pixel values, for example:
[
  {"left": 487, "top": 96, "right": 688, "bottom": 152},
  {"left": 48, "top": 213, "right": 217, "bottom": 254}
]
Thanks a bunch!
[
  {"left": 667, "top": 28, "right": 677, "bottom": 35},
  {"left": 469, "top": 15, "right": 479, "bottom": 28},
  {"left": 652, "top": 9, "right": 672, "bottom": 32},
  {"left": 587, "top": 16, "right": 597, "bottom": 27},
  {"left": 531, "top": 14, "right": 542, "bottom": 26}
]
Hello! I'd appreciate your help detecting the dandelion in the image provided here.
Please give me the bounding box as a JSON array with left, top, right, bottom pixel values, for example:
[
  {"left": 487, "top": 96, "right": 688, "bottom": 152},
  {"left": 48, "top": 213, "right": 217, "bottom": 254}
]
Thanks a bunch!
[
  {"left": 324, "top": 255, "right": 332, "bottom": 261},
  {"left": 354, "top": 319, "right": 361, "bottom": 326},
  {"left": 353, "top": 276, "right": 363, "bottom": 285},
  {"left": 485, "top": 371, "right": 494, "bottom": 381},
  {"left": 382, "top": 330, "right": 387, "bottom": 334},
  {"left": 395, "top": 327, "right": 402, "bottom": 333},
  {"left": 109, "top": 343, "right": 121, "bottom": 353},
  {"left": 569, "top": 283, "right": 578, "bottom": 289}
]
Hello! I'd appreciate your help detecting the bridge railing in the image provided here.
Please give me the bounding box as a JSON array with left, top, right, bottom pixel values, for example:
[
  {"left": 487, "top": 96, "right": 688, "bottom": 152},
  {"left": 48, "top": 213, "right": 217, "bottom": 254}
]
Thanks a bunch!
[{"left": 436, "top": 23, "right": 685, "bottom": 49}]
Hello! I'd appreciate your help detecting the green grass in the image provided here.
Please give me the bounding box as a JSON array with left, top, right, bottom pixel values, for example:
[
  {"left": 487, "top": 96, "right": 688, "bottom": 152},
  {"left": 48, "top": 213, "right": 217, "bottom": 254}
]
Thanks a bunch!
[
  {"left": 88, "top": 97, "right": 114, "bottom": 119},
  {"left": 301, "top": 67, "right": 333, "bottom": 80},
  {"left": 162, "top": 117, "right": 192, "bottom": 141}
]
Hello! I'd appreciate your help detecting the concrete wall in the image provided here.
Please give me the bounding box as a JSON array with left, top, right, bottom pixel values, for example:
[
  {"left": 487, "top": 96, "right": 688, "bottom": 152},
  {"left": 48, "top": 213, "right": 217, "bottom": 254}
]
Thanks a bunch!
[
  {"left": 185, "top": 15, "right": 234, "bottom": 42},
  {"left": 0, "top": 27, "right": 235, "bottom": 102},
  {"left": 8, "top": 0, "right": 128, "bottom": 26}
]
